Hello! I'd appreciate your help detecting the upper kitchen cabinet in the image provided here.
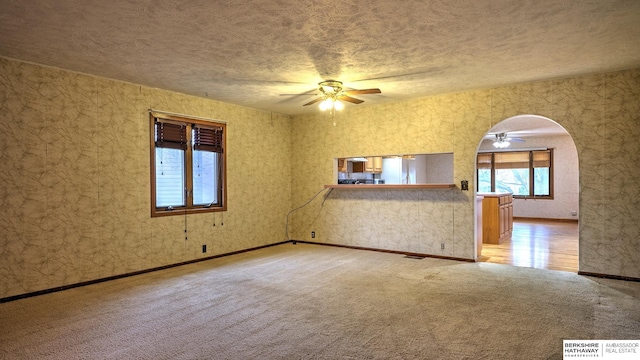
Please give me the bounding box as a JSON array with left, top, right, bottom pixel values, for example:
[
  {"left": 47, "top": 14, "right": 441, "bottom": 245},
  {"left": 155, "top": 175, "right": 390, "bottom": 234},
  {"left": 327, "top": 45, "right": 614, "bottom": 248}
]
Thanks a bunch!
[
  {"left": 338, "top": 158, "right": 347, "bottom": 172},
  {"left": 352, "top": 161, "right": 366, "bottom": 173},
  {"left": 372, "top": 157, "right": 383, "bottom": 172},
  {"left": 364, "top": 157, "right": 382, "bottom": 173},
  {"left": 349, "top": 157, "right": 382, "bottom": 173}
]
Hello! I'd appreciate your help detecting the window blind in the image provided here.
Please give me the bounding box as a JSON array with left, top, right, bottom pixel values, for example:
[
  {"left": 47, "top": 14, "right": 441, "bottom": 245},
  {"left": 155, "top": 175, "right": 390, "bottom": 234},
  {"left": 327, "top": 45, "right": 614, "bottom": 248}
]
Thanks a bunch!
[
  {"left": 494, "top": 151, "right": 530, "bottom": 169},
  {"left": 193, "top": 125, "right": 224, "bottom": 153},
  {"left": 155, "top": 121, "right": 187, "bottom": 150},
  {"left": 532, "top": 150, "right": 551, "bottom": 168},
  {"left": 477, "top": 153, "right": 492, "bottom": 169}
]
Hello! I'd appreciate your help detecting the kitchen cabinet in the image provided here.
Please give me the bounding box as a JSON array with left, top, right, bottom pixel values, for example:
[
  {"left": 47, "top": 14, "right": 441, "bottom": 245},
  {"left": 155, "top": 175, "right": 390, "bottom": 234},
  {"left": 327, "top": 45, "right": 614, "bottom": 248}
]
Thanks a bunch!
[
  {"left": 352, "top": 161, "right": 366, "bottom": 172},
  {"left": 352, "top": 157, "right": 382, "bottom": 173},
  {"left": 479, "top": 192, "right": 513, "bottom": 244},
  {"left": 372, "top": 156, "right": 382, "bottom": 172},
  {"left": 365, "top": 157, "right": 374, "bottom": 172},
  {"left": 338, "top": 158, "right": 347, "bottom": 172},
  {"left": 362, "top": 157, "right": 382, "bottom": 172},
  {"left": 476, "top": 196, "right": 483, "bottom": 258}
]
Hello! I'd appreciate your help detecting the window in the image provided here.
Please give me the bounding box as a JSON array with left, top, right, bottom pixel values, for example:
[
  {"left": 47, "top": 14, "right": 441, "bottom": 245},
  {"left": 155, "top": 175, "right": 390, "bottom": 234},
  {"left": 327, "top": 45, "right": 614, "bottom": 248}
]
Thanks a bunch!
[
  {"left": 150, "top": 112, "right": 226, "bottom": 217},
  {"left": 477, "top": 149, "right": 553, "bottom": 199}
]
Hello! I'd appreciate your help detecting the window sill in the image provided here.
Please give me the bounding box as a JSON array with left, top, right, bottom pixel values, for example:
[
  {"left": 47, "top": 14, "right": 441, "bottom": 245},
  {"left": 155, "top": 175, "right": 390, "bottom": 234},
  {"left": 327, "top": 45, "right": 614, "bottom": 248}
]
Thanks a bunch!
[{"left": 151, "top": 206, "right": 226, "bottom": 217}]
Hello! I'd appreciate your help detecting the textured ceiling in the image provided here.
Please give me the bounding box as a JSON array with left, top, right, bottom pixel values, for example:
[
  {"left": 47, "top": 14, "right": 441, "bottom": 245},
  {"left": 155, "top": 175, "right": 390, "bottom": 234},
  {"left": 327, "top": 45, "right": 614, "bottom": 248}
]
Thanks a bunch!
[{"left": 1, "top": 0, "right": 640, "bottom": 115}]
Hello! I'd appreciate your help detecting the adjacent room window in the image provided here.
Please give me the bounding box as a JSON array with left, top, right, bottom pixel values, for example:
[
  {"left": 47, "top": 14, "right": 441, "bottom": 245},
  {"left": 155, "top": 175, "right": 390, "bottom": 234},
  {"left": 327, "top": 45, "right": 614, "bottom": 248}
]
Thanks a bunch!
[
  {"left": 150, "top": 112, "right": 226, "bottom": 217},
  {"left": 477, "top": 149, "right": 553, "bottom": 199}
]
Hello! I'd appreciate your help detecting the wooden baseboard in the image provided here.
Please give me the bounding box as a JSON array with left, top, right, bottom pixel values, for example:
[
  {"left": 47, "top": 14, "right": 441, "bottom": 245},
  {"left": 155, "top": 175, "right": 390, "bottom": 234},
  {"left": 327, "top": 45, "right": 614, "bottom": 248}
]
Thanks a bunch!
[
  {"left": 0, "top": 241, "right": 290, "bottom": 304},
  {"left": 578, "top": 271, "right": 640, "bottom": 282},
  {"left": 293, "top": 240, "right": 476, "bottom": 263},
  {"left": 514, "top": 217, "right": 579, "bottom": 223}
]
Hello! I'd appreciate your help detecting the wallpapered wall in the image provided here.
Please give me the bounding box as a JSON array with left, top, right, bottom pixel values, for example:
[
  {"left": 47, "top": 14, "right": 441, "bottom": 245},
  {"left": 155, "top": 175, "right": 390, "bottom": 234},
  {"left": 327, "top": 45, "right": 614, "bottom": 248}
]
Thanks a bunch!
[
  {"left": 289, "top": 68, "right": 640, "bottom": 279},
  {"left": 1, "top": 57, "right": 639, "bottom": 299},
  {"left": 0, "top": 58, "right": 292, "bottom": 299}
]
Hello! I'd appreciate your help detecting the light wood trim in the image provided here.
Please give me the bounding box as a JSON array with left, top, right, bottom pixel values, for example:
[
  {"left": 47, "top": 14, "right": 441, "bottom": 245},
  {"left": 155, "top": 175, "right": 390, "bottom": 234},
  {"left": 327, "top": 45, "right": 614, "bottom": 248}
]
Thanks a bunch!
[{"left": 325, "top": 184, "right": 456, "bottom": 189}]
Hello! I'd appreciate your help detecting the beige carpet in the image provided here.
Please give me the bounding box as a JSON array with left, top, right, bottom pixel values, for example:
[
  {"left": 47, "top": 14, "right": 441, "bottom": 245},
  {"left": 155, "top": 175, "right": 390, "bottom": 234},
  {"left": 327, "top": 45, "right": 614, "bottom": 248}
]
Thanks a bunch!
[{"left": 1, "top": 243, "right": 639, "bottom": 359}]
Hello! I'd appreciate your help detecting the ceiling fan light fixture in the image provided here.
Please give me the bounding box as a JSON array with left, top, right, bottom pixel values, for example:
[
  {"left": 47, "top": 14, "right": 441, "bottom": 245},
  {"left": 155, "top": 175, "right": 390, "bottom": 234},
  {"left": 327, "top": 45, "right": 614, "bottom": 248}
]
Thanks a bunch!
[
  {"left": 318, "top": 96, "right": 344, "bottom": 111},
  {"left": 321, "top": 85, "right": 334, "bottom": 93},
  {"left": 493, "top": 140, "right": 511, "bottom": 149},
  {"left": 493, "top": 140, "right": 510, "bottom": 148},
  {"left": 492, "top": 132, "right": 511, "bottom": 148},
  {"left": 302, "top": 79, "right": 381, "bottom": 110},
  {"left": 319, "top": 98, "right": 333, "bottom": 111}
]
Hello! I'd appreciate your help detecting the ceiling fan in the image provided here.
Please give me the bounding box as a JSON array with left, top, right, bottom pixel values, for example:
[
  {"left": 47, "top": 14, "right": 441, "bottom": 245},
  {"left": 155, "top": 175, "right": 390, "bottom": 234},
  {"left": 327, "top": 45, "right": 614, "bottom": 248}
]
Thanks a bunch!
[
  {"left": 492, "top": 132, "right": 525, "bottom": 148},
  {"left": 302, "top": 80, "right": 381, "bottom": 110}
]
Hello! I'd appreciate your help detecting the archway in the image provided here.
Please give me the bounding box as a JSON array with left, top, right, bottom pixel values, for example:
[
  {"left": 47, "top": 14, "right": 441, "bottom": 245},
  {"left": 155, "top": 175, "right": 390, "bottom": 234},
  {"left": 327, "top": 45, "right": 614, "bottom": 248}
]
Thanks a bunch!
[{"left": 475, "top": 115, "right": 579, "bottom": 272}]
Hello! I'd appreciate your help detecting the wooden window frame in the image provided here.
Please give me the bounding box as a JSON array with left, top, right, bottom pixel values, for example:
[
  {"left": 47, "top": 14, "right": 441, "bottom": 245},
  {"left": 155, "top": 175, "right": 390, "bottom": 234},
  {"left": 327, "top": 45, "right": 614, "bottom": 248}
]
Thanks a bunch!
[
  {"left": 150, "top": 112, "right": 227, "bottom": 217},
  {"left": 477, "top": 149, "right": 554, "bottom": 200}
]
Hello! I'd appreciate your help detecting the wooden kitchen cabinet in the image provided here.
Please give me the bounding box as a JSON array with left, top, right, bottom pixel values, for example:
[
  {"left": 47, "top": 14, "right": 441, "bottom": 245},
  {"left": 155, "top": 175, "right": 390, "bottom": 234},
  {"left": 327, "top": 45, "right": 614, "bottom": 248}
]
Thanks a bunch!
[
  {"left": 352, "top": 161, "right": 366, "bottom": 172},
  {"left": 337, "top": 158, "right": 347, "bottom": 172},
  {"left": 373, "top": 156, "right": 382, "bottom": 172},
  {"left": 352, "top": 157, "right": 382, "bottom": 173},
  {"left": 365, "top": 157, "right": 382, "bottom": 173},
  {"left": 365, "top": 157, "right": 374, "bottom": 172},
  {"left": 479, "top": 192, "right": 513, "bottom": 244},
  {"left": 476, "top": 195, "right": 483, "bottom": 258}
]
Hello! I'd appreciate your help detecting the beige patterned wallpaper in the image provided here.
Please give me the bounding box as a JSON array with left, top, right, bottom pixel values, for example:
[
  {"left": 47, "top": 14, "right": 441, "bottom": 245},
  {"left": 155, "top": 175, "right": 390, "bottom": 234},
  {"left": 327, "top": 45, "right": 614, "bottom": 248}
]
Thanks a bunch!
[
  {"left": 0, "top": 57, "right": 292, "bottom": 299},
  {"left": 1, "top": 57, "right": 639, "bottom": 299},
  {"left": 290, "top": 68, "right": 640, "bottom": 279}
]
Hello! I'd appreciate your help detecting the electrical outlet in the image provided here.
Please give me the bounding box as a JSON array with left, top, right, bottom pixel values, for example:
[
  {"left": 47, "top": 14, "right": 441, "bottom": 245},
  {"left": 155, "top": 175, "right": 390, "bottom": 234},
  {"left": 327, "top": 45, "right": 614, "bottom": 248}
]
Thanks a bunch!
[
  {"left": 311, "top": 231, "right": 315, "bottom": 239},
  {"left": 441, "top": 243, "right": 445, "bottom": 250},
  {"left": 202, "top": 244, "right": 207, "bottom": 253}
]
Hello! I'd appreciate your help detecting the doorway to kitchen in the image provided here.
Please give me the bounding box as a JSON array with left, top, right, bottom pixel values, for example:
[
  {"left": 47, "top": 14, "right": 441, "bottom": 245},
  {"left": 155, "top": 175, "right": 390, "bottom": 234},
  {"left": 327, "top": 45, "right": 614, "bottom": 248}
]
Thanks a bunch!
[{"left": 475, "top": 115, "right": 579, "bottom": 272}]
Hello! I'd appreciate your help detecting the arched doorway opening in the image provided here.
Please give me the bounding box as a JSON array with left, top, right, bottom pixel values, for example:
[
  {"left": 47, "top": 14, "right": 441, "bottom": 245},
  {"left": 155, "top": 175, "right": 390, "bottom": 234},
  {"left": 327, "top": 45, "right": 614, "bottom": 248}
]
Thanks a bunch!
[{"left": 475, "top": 115, "right": 579, "bottom": 272}]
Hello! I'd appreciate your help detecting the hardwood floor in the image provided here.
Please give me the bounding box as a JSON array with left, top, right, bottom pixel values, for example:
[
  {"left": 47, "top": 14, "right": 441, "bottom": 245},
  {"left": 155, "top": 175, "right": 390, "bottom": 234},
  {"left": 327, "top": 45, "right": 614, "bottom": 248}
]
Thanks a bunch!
[{"left": 479, "top": 218, "right": 579, "bottom": 272}]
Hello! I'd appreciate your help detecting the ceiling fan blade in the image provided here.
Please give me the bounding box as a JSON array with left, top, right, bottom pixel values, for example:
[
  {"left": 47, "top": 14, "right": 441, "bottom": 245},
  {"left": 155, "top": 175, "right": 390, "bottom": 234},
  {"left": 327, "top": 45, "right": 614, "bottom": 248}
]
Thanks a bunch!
[
  {"left": 338, "top": 95, "right": 364, "bottom": 104},
  {"left": 303, "top": 97, "right": 323, "bottom": 106},
  {"left": 345, "top": 88, "right": 381, "bottom": 95}
]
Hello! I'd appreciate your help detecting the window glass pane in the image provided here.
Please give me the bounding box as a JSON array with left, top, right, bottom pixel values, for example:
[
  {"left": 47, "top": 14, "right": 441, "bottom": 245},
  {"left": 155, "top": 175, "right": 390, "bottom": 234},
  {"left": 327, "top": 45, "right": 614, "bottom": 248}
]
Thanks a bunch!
[
  {"left": 534, "top": 167, "right": 550, "bottom": 196},
  {"left": 477, "top": 169, "right": 492, "bottom": 192},
  {"left": 192, "top": 150, "right": 218, "bottom": 206},
  {"left": 155, "top": 147, "right": 185, "bottom": 207},
  {"left": 495, "top": 168, "right": 529, "bottom": 195}
]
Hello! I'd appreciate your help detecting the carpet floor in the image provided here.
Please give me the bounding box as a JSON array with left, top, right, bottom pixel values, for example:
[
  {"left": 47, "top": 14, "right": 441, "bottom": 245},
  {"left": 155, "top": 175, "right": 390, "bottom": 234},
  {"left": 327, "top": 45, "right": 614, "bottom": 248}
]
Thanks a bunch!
[{"left": 1, "top": 243, "right": 639, "bottom": 359}]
